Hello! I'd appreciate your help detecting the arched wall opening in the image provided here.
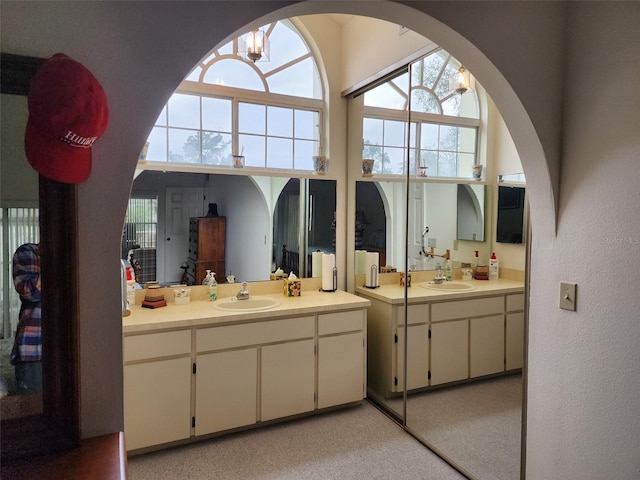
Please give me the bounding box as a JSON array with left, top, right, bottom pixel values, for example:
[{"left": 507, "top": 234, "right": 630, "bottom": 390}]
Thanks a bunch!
[{"left": 1, "top": 0, "right": 559, "bottom": 445}]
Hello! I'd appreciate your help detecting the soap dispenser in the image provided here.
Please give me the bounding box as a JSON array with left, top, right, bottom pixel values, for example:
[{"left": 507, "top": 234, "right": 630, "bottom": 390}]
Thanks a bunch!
[
  {"left": 202, "top": 269, "right": 212, "bottom": 285},
  {"left": 208, "top": 272, "right": 218, "bottom": 300},
  {"left": 489, "top": 253, "right": 499, "bottom": 280},
  {"left": 445, "top": 258, "right": 453, "bottom": 281}
]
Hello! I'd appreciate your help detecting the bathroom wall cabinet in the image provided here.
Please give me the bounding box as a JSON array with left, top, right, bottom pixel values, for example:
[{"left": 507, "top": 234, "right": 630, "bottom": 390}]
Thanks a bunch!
[
  {"left": 123, "top": 307, "right": 366, "bottom": 453},
  {"left": 361, "top": 286, "right": 524, "bottom": 398}
]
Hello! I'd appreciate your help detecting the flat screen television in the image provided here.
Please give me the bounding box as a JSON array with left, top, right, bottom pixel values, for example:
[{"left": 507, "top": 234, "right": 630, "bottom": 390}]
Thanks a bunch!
[{"left": 496, "top": 186, "right": 526, "bottom": 244}]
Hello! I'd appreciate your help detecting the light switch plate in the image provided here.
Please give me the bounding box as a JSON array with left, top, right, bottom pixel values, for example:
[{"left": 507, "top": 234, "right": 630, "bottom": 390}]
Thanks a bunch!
[{"left": 559, "top": 282, "right": 577, "bottom": 311}]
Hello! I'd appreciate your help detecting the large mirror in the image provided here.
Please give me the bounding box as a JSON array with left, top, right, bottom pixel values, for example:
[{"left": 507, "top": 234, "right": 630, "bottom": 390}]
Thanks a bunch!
[
  {"left": 457, "top": 184, "right": 485, "bottom": 242},
  {"left": 126, "top": 170, "right": 335, "bottom": 285},
  {"left": 350, "top": 35, "right": 526, "bottom": 480},
  {"left": 357, "top": 177, "right": 526, "bottom": 480},
  {"left": 356, "top": 181, "right": 489, "bottom": 273}
]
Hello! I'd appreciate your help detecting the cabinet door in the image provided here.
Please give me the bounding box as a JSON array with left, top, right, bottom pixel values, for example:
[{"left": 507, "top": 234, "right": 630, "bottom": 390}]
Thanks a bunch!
[
  {"left": 470, "top": 314, "right": 505, "bottom": 378},
  {"left": 195, "top": 348, "right": 258, "bottom": 436},
  {"left": 396, "top": 324, "right": 430, "bottom": 391},
  {"left": 124, "top": 357, "right": 192, "bottom": 450},
  {"left": 506, "top": 312, "right": 525, "bottom": 370},
  {"left": 318, "top": 332, "right": 364, "bottom": 409},
  {"left": 261, "top": 339, "right": 315, "bottom": 421},
  {"left": 430, "top": 319, "right": 469, "bottom": 386}
]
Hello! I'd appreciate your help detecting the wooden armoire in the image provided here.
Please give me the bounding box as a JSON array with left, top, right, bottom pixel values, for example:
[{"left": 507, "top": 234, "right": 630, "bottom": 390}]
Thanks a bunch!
[{"left": 187, "top": 216, "right": 226, "bottom": 285}]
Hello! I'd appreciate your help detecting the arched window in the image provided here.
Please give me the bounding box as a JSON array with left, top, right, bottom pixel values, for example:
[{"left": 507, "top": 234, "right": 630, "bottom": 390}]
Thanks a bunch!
[
  {"left": 363, "top": 49, "right": 480, "bottom": 177},
  {"left": 145, "top": 20, "right": 324, "bottom": 171}
]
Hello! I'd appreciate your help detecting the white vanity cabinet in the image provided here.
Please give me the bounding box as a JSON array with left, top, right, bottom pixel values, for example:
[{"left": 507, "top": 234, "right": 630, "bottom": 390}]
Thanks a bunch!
[
  {"left": 431, "top": 296, "right": 504, "bottom": 383},
  {"left": 123, "top": 330, "right": 192, "bottom": 451},
  {"left": 364, "top": 299, "right": 430, "bottom": 395},
  {"left": 317, "top": 310, "right": 366, "bottom": 408},
  {"left": 123, "top": 298, "right": 368, "bottom": 453},
  {"left": 194, "top": 347, "right": 258, "bottom": 435},
  {"left": 396, "top": 304, "right": 430, "bottom": 391},
  {"left": 430, "top": 319, "right": 469, "bottom": 385},
  {"left": 195, "top": 316, "right": 315, "bottom": 430},
  {"left": 470, "top": 315, "right": 505, "bottom": 377},
  {"left": 261, "top": 338, "right": 315, "bottom": 421},
  {"left": 360, "top": 282, "right": 524, "bottom": 398},
  {"left": 506, "top": 293, "right": 525, "bottom": 370}
]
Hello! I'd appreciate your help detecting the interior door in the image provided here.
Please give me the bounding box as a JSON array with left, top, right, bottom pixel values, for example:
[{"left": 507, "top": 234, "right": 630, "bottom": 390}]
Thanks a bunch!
[{"left": 164, "top": 187, "right": 204, "bottom": 283}]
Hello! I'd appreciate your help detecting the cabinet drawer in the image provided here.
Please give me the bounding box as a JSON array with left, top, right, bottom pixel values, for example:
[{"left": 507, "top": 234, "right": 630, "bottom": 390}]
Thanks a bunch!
[
  {"left": 396, "top": 303, "right": 429, "bottom": 325},
  {"left": 197, "top": 316, "right": 315, "bottom": 352},
  {"left": 318, "top": 310, "right": 364, "bottom": 335},
  {"left": 432, "top": 296, "right": 503, "bottom": 322},
  {"left": 506, "top": 293, "right": 524, "bottom": 312},
  {"left": 124, "top": 330, "right": 191, "bottom": 362}
]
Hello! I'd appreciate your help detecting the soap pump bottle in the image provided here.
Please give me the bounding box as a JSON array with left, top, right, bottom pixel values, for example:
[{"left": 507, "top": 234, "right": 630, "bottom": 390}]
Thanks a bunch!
[
  {"left": 445, "top": 258, "right": 453, "bottom": 281},
  {"left": 202, "top": 269, "right": 212, "bottom": 285},
  {"left": 489, "top": 252, "right": 499, "bottom": 280},
  {"left": 208, "top": 272, "right": 218, "bottom": 301}
]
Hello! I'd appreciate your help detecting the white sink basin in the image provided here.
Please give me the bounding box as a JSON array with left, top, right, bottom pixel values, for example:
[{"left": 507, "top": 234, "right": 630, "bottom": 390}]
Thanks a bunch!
[
  {"left": 213, "top": 296, "right": 281, "bottom": 312},
  {"left": 420, "top": 282, "right": 476, "bottom": 292}
]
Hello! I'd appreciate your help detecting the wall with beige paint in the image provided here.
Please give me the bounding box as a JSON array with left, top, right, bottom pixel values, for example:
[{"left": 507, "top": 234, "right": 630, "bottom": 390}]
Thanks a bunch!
[{"left": 2, "top": 3, "right": 638, "bottom": 479}]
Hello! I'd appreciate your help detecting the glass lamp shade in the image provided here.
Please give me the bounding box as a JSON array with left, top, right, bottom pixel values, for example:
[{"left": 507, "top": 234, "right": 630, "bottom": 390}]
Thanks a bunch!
[
  {"left": 240, "top": 29, "right": 270, "bottom": 63},
  {"left": 449, "top": 67, "right": 472, "bottom": 95}
]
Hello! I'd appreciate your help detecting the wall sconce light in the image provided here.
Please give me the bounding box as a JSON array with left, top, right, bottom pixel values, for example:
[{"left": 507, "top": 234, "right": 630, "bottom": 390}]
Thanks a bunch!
[
  {"left": 240, "top": 28, "right": 270, "bottom": 63},
  {"left": 450, "top": 66, "right": 472, "bottom": 95}
]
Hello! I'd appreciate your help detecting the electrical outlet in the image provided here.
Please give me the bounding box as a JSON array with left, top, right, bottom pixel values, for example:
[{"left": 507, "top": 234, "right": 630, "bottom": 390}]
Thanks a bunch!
[
  {"left": 428, "top": 237, "right": 437, "bottom": 248},
  {"left": 559, "top": 282, "right": 577, "bottom": 311}
]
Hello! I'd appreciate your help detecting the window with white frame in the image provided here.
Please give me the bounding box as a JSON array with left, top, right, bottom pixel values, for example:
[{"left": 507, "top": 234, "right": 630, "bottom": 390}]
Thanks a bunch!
[
  {"left": 363, "top": 49, "right": 480, "bottom": 177},
  {"left": 144, "top": 20, "right": 324, "bottom": 172}
]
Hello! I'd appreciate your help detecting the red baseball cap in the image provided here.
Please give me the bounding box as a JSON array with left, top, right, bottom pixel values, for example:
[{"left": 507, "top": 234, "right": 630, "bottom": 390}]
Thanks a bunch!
[{"left": 25, "top": 53, "right": 109, "bottom": 184}]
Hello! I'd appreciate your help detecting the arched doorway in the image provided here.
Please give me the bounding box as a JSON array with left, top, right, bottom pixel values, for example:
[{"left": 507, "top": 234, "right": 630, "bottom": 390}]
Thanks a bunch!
[{"left": 122, "top": 4, "right": 550, "bottom": 480}]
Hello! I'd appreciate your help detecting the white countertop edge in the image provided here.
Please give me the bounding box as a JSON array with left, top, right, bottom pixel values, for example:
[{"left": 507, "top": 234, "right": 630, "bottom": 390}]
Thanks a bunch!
[
  {"left": 123, "top": 290, "right": 371, "bottom": 334},
  {"left": 355, "top": 278, "right": 524, "bottom": 304}
]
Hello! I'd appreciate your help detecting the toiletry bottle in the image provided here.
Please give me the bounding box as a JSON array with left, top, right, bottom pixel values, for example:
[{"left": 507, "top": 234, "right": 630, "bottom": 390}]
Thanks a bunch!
[
  {"left": 489, "top": 252, "right": 499, "bottom": 280},
  {"left": 445, "top": 259, "right": 452, "bottom": 281},
  {"left": 125, "top": 265, "right": 136, "bottom": 309},
  {"left": 202, "top": 269, "right": 212, "bottom": 285},
  {"left": 208, "top": 272, "right": 218, "bottom": 300}
]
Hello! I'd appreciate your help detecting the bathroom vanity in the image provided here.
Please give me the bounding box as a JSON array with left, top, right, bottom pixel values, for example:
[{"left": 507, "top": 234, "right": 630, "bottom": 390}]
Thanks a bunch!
[
  {"left": 355, "top": 277, "right": 524, "bottom": 399},
  {"left": 122, "top": 282, "right": 369, "bottom": 453}
]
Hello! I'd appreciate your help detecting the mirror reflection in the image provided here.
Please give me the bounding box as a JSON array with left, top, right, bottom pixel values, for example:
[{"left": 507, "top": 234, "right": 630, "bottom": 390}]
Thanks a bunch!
[
  {"left": 457, "top": 184, "right": 485, "bottom": 242},
  {"left": 1, "top": 91, "right": 43, "bottom": 416},
  {"left": 125, "top": 171, "right": 335, "bottom": 285},
  {"left": 496, "top": 185, "right": 526, "bottom": 244},
  {"left": 356, "top": 181, "right": 489, "bottom": 273}
]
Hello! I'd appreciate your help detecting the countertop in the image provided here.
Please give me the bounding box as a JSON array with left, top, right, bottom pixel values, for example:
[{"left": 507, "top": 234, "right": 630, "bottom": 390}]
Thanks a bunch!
[
  {"left": 123, "top": 288, "right": 370, "bottom": 334},
  {"left": 355, "top": 278, "right": 524, "bottom": 305}
]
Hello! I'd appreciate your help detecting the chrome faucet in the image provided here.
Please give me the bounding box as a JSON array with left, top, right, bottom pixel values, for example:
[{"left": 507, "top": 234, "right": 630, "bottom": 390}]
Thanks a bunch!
[
  {"left": 432, "top": 264, "right": 446, "bottom": 284},
  {"left": 236, "top": 281, "right": 250, "bottom": 300}
]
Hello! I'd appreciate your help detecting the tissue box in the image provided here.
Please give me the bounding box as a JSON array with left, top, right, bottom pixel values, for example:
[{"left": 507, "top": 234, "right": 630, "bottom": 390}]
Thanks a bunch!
[
  {"left": 270, "top": 272, "right": 288, "bottom": 281},
  {"left": 283, "top": 279, "right": 301, "bottom": 296}
]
